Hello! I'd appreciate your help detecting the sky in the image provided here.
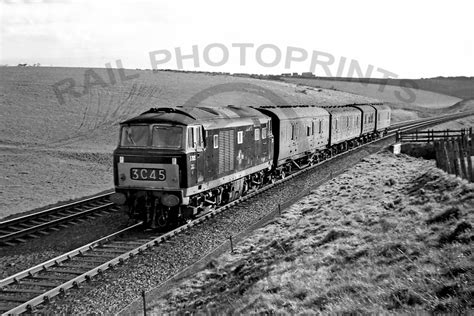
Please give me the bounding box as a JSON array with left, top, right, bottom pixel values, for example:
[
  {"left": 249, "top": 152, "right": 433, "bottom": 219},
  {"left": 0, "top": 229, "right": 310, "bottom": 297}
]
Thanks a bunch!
[{"left": 0, "top": 0, "right": 473, "bottom": 78}]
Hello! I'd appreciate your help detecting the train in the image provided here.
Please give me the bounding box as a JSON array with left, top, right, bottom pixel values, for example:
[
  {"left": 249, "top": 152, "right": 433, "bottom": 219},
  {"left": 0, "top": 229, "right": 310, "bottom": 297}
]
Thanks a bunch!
[{"left": 110, "top": 103, "right": 391, "bottom": 228}]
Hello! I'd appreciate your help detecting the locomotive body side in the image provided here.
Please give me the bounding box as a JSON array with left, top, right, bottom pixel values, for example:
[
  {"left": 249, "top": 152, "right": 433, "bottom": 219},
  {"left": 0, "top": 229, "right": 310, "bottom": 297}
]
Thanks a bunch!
[{"left": 184, "top": 106, "right": 274, "bottom": 196}]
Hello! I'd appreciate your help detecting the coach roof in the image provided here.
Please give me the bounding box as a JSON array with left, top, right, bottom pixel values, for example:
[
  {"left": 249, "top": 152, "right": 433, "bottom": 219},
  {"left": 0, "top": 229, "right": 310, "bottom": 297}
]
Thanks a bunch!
[{"left": 256, "top": 105, "right": 330, "bottom": 119}]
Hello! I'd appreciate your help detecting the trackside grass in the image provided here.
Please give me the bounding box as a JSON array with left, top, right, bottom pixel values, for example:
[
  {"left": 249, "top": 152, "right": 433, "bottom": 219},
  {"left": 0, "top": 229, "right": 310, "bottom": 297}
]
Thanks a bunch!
[{"left": 151, "top": 151, "right": 473, "bottom": 314}]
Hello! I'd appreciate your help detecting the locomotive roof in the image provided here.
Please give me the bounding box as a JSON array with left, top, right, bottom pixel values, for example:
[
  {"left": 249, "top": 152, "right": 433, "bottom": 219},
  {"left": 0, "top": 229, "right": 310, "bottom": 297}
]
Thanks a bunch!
[{"left": 121, "top": 106, "right": 269, "bottom": 129}]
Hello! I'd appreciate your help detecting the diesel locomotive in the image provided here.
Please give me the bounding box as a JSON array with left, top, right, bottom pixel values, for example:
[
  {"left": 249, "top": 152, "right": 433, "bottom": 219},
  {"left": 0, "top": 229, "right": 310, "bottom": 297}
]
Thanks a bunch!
[{"left": 111, "top": 103, "right": 390, "bottom": 228}]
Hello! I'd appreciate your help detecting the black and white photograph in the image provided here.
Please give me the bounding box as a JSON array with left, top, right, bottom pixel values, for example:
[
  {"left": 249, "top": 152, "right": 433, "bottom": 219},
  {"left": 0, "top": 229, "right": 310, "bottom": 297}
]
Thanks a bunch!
[{"left": 0, "top": 0, "right": 473, "bottom": 314}]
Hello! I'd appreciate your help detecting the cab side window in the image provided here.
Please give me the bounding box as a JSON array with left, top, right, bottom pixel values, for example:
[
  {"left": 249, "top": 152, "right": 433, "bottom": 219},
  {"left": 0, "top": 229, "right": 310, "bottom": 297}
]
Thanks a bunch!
[{"left": 213, "top": 134, "right": 218, "bottom": 148}]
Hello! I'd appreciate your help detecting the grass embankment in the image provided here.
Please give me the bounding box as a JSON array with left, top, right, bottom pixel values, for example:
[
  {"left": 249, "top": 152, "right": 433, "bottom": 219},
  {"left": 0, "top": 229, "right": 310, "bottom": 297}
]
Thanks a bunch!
[{"left": 151, "top": 152, "right": 473, "bottom": 314}]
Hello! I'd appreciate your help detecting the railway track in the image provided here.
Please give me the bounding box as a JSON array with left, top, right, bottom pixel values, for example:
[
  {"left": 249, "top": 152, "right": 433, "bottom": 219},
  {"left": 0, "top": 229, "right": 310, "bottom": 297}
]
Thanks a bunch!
[
  {"left": 0, "top": 192, "right": 116, "bottom": 247},
  {"left": 0, "top": 111, "right": 472, "bottom": 315}
]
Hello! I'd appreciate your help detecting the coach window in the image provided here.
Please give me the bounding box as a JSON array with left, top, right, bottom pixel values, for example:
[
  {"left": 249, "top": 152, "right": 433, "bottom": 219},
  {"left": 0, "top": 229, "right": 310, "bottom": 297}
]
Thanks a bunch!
[
  {"left": 291, "top": 124, "right": 296, "bottom": 140},
  {"left": 255, "top": 128, "right": 260, "bottom": 141},
  {"left": 237, "top": 131, "right": 243, "bottom": 144},
  {"left": 335, "top": 119, "right": 338, "bottom": 130},
  {"left": 213, "top": 134, "right": 218, "bottom": 148},
  {"left": 262, "top": 127, "right": 267, "bottom": 139}
]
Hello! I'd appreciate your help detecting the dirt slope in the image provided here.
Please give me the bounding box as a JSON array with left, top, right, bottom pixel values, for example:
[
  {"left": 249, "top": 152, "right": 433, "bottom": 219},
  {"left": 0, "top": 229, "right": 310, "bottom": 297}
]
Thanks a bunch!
[{"left": 150, "top": 152, "right": 473, "bottom": 314}]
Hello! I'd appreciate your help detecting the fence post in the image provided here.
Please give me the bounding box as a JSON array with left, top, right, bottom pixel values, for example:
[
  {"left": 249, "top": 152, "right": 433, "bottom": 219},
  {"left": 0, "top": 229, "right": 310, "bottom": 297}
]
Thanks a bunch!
[
  {"left": 459, "top": 137, "right": 468, "bottom": 180},
  {"left": 142, "top": 290, "right": 147, "bottom": 316},
  {"left": 452, "top": 140, "right": 461, "bottom": 177},
  {"left": 465, "top": 134, "right": 474, "bottom": 182},
  {"left": 442, "top": 140, "right": 452, "bottom": 174},
  {"left": 435, "top": 141, "right": 440, "bottom": 169}
]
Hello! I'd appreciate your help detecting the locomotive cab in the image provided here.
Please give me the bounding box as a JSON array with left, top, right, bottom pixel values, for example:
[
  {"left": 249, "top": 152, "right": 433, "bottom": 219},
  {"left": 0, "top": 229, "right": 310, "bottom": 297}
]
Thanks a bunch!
[{"left": 111, "top": 111, "right": 206, "bottom": 228}]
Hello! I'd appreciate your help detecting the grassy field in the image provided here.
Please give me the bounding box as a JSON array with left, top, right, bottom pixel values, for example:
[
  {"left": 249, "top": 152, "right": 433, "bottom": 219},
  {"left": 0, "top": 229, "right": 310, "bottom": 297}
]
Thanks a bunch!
[{"left": 150, "top": 152, "right": 474, "bottom": 314}]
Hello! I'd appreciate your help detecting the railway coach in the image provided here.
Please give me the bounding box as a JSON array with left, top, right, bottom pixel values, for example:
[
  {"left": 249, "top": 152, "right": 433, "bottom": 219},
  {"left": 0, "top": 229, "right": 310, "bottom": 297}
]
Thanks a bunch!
[{"left": 255, "top": 105, "right": 330, "bottom": 177}]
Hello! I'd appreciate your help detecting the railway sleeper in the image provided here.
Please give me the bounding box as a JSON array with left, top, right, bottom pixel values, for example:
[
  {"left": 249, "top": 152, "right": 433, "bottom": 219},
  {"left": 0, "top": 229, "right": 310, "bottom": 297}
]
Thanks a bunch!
[
  {"left": 18, "top": 280, "right": 60, "bottom": 288},
  {"left": 101, "top": 244, "right": 139, "bottom": 250},
  {"left": 58, "top": 263, "right": 97, "bottom": 270},
  {"left": 30, "top": 274, "right": 72, "bottom": 281},
  {"left": 83, "top": 252, "right": 121, "bottom": 259},
  {"left": 1, "top": 288, "right": 46, "bottom": 294},
  {"left": 0, "top": 295, "right": 35, "bottom": 302},
  {"left": 46, "top": 268, "right": 84, "bottom": 275},
  {"left": 94, "top": 247, "right": 128, "bottom": 253}
]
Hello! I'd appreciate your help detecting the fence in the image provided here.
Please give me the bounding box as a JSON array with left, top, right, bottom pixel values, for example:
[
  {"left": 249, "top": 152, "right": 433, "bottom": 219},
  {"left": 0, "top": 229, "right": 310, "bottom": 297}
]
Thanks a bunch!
[
  {"left": 396, "top": 127, "right": 472, "bottom": 143},
  {"left": 434, "top": 134, "right": 473, "bottom": 182}
]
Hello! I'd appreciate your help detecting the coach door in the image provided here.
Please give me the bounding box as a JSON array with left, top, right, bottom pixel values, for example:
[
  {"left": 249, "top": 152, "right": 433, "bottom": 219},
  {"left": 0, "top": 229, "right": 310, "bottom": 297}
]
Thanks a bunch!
[
  {"left": 254, "top": 126, "right": 262, "bottom": 161},
  {"left": 261, "top": 123, "right": 269, "bottom": 158},
  {"left": 187, "top": 125, "right": 205, "bottom": 184}
]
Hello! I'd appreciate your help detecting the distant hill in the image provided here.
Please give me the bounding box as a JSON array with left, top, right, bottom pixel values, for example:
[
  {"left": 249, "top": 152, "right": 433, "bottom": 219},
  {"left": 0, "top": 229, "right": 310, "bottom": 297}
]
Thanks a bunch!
[
  {"left": 294, "top": 76, "right": 474, "bottom": 100},
  {"left": 283, "top": 77, "right": 472, "bottom": 123}
]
